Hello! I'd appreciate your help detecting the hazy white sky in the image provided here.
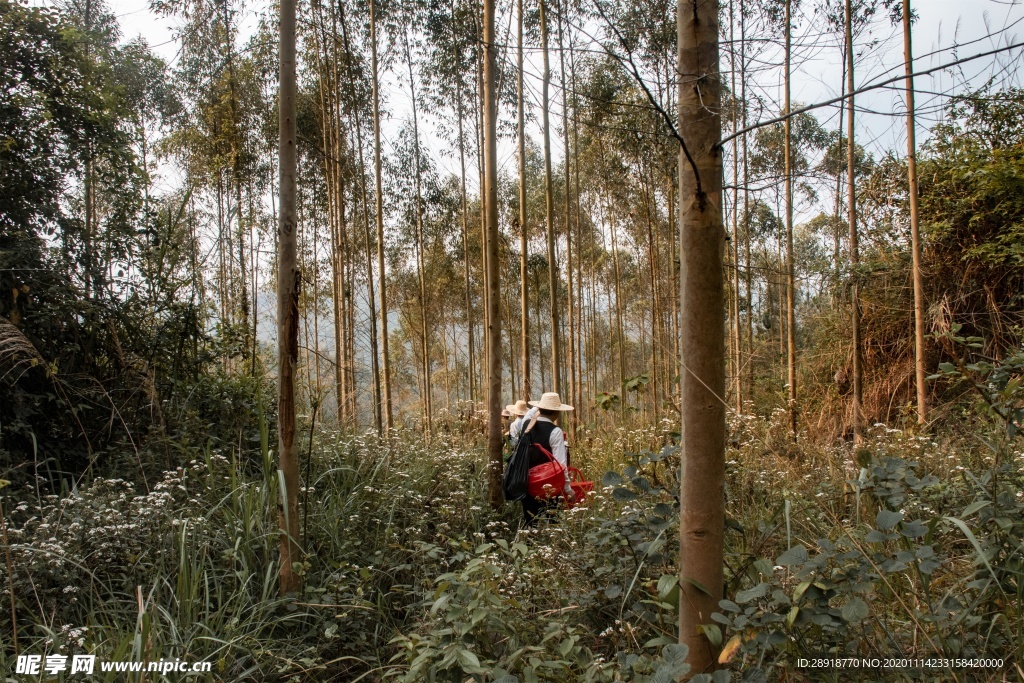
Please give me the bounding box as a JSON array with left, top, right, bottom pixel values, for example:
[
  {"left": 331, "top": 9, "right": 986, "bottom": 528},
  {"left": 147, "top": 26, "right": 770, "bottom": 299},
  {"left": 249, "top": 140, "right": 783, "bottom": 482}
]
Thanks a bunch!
[
  {"left": 40, "top": 0, "right": 1024, "bottom": 194},
  {"left": 96, "top": 0, "right": 1024, "bottom": 162},
  {"left": 27, "top": 0, "right": 1023, "bottom": 393}
]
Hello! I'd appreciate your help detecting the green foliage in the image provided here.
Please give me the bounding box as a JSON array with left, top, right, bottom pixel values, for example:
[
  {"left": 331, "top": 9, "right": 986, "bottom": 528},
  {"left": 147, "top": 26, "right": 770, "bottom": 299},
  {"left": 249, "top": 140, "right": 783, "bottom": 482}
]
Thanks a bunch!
[
  {"left": 0, "top": 0, "right": 262, "bottom": 484},
  {"left": 918, "top": 88, "right": 1024, "bottom": 356},
  {"left": 595, "top": 392, "right": 620, "bottom": 411},
  {"left": 0, "top": 1, "right": 109, "bottom": 234},
  {"left": 4, "top": 407, "right": 1024, "bottom": 681},
  {"left": 391, "top": 539, "right": 593, "bottom": 682}
]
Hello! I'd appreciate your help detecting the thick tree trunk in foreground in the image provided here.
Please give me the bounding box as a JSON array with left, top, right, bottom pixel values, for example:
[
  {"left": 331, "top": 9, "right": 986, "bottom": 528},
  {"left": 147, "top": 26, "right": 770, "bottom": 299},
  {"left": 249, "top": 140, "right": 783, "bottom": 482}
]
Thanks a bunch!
[
  {"left": 903, "top": 0, "right": 928, "bottom": 426},
  {"left": 677, "top": 0, "right": 725, "bottom": 674},
  {"left": 277, "top": 0, "right": 302, "bottom": 596},
  {"left": 483, "top": 0, "right": 503, "bottom": 509}
]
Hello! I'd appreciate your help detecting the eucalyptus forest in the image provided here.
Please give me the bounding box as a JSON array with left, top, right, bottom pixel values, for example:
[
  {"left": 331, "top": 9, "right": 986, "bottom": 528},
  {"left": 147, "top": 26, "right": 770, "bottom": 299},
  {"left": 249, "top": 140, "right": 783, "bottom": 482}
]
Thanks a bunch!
[{"left": 2, "top": 0, "right": 1024, "bottom": 679}]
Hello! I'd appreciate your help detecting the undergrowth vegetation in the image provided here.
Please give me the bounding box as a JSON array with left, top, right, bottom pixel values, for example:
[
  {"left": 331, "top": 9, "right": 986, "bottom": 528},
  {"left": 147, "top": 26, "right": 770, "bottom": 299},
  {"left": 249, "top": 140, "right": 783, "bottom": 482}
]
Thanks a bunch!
[{"left": 2, "top": 349, "right": 1022, "bottom": 682}]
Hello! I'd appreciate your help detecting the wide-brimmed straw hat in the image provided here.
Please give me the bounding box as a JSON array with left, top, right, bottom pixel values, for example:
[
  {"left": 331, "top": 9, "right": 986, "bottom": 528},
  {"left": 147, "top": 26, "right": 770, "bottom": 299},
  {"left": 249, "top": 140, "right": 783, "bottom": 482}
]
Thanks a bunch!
[
  {"left": 510, "top": 399, "right": 530, "bottom": 416},
  {"left": 528, "top": 392, "right": 574, "bottom": 412}
]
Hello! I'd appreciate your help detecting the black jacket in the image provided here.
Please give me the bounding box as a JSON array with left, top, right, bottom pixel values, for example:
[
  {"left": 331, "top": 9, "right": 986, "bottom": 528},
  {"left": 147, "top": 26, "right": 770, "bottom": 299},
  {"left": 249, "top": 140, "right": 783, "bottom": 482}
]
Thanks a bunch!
[{"left": 527, "top": 419, "right": 557, "bottom": 468}]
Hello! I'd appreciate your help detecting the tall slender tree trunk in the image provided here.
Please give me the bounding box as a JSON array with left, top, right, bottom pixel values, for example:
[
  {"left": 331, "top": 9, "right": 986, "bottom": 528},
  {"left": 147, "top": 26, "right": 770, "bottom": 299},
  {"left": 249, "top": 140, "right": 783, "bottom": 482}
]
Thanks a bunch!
[
  {"left": 346, "top": 247, "right": 357, "bottom": 420},
  {"left": 332, "top": 32, "right": 353, "bottom": 425},
  {"left": 784, "top": 0, "right": 797, "bottom": 437},
  {"left": 505, "top": 287, "right": 517, "bottom": 395},
  {"left": 340, "top": 4, "right": 382, "bottom": 433},
  {"left": 442, "top": 300, "right": 452, "bottom": 413},
  {"left": 221, "top": 2, "right": 249, "bottom": 359},
  {"left": 834, "top": 45, "right": 846, "bottom": 268},
  {"left": 740, "top": 7, "right": 752, "bottom": 408},
  {"left": 483, "top": 0, "right": 503, "bottom": 508},
  {"left": 476, "top": 22, "right": 489, "bottom": 403},
  {"left": 539, "top": 0, "right": 561, "bottom": 394},
  {"left": 903, "top": 0, "right": 928, "bottom": 426},
  {"left": 641, "top": 172, "right": 660, "bottom": 421},
  {"left": 536, "top": 266, "right": 547, "bottom": 390},
  {"left": 312, "top": 9, "right": 344, "bottom": 422},
  {"left": 370, "top": 0, "right": 393, "bottom": 433},
  {"left": 559, "top": 5, "right": 576, "bottom": 422},
  {"left": 277, "top": 0, "right": 302, "bottom": 596},
  {"left": 729, "top": 0, "right": 742, "bottom": 415},
  {"left": 677, "top": 0, "right": 725, "bottom": 674},
  {"left": 457, "top": 88, "right": 476, "bottom": 407},
  {"left": 216, "top": 179, "right": 228, "bottom": 360},
  {"left": 610, "top": 210, "right": 625, "bottom": 418},
  {"left": 404, "top": 26, "right": 432, "bottom": 434},
  {"left": 846, "top": 0, "right": 863, "bottom": 442},
  {"left": 518, "top": 0, "right": 531, "bottom": 401},
  {"left": 334, "top": 190, "right": 347, "bottom": 423},
  {"left": 668, "top": 171, "right": 680, "bottom": 408},
  {"left": 569, "top": 33, "right": 585, "bottom": 419}
]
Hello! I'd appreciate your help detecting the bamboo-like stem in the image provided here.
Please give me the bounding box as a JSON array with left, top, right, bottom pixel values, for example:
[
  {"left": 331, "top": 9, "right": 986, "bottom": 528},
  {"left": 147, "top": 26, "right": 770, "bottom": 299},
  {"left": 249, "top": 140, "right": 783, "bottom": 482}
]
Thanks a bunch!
[
  {"left": 518, "top": 0, "right": 530, "bottom": 401},
  {"left": 370, "top": 0, "right": 393, "bottom": 433},
  {"left": 539, "top": 0, "right": 561, "bottom": 394},
  {"left": 784, "top": 0, "right": 798, "bottom": 437},
  {"left": 904, "top": 0, "right": 928, "bottom": 426},
  {"left": 847, "top": 0, "right": 863, "bottom": 442}
]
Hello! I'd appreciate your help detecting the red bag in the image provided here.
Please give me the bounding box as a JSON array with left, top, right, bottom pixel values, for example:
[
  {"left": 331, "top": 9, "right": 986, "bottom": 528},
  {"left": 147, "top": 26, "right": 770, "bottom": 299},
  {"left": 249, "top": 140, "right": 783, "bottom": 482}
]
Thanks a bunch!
[
  {"left": 526, "top": 444, "right": 566, "bottom": 499},
  {"left": 565, "top": 468, "right": 594, "bottom": 509},
  {"left": 527, "top": 445, "right": 594, "bottom": 507}
]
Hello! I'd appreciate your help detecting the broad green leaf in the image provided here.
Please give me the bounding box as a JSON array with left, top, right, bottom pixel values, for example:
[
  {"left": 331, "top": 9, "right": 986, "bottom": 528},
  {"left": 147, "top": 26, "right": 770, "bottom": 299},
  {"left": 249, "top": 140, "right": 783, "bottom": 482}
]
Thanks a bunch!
[
  {"left": 735, "top": 583, "right": 769, "bottom": 604},
  {"left": 961, "top": 500, "right": 991, "bottom": 517},
  {"left": 602, "top": 471, "right": 623, "bottom": 486},
  {"left": 718, "top": 599, "right": 741, "bottom": 613},
  {"left": 792, "top": 580, "right": 811, "bottom": 603},
  {"left": 456, "top": 649, "right": 484, "bottom": 673},
  {"left": 841, "top": 597, "right": 869, "bottom": 623},
  {"left": 612, "top": 487, "right": 637, "bottom": 501},
  {"left": 661, "top": 643, "right": 689, "bottom": 664},
  {"left": 876, "top": 509, "right": 904, "bottom": 531},
  {"left": 657, "top": 574, "right": 679, "bottom": 599},
  {"left": 776, "top": 545, "right": 808, "bottom": 566}
]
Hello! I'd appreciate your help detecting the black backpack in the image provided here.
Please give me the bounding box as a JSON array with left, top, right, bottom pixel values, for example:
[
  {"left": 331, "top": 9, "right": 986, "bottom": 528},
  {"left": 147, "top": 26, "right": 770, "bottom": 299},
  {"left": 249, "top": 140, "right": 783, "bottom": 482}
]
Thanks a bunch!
[{"left": 502, "top": 428, "right": 533, "bottom": 502}]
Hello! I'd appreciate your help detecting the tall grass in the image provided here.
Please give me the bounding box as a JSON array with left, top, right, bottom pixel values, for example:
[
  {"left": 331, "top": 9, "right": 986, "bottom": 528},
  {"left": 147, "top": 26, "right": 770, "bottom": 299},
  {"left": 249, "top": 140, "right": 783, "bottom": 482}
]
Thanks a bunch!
[{"left": 1, "top": 406, "right": 1022, "bottom": 681}]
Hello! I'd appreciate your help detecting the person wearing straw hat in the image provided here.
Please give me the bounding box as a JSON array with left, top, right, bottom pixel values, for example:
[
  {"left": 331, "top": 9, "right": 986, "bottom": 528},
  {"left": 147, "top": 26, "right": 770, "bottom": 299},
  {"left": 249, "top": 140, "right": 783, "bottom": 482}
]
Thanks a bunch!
[
  {"left": 521, "top": 392, "right": 575, "bottom": 525},
  {"left": 507, "top": 399, "right": 533, "bottom": 446}
]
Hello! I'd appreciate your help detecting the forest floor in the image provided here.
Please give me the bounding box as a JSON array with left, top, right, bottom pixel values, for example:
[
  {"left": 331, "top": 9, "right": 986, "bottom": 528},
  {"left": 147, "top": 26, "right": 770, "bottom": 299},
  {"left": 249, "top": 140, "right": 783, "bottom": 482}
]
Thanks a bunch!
[{"left": 2, "top": 408, "right": 1022, "bottom": 682}]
